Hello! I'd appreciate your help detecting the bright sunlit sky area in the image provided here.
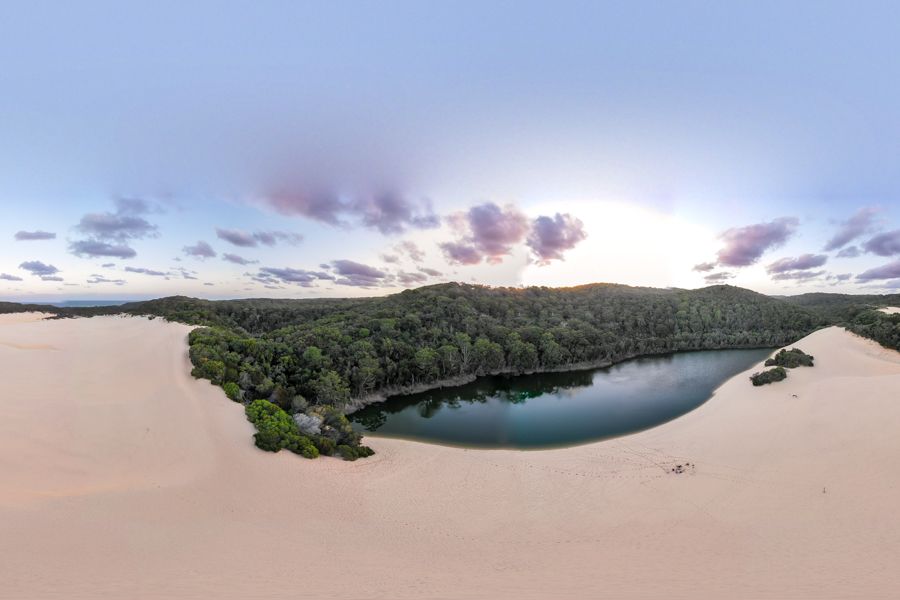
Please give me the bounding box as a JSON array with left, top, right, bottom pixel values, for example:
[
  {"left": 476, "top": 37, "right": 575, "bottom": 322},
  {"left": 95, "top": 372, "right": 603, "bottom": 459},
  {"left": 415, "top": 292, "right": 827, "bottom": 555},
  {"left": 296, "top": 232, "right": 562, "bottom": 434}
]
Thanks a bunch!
[{"left": 2, "top": 1, "right": 899, "bottom": 301}]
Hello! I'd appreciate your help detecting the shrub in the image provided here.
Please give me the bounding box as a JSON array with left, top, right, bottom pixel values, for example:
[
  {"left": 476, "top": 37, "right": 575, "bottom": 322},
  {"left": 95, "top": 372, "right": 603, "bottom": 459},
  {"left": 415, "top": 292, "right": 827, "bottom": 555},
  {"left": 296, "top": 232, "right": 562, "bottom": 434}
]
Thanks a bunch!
[
  {"left": 750, "top": 366, "right": 788, "bottom": 386},
  {"left": 245, "top": 399, "right": 320, "bottom": 458},
  {"left": 765, "top": 348, "right": 814, "bottom": 368},
  {"left": 222, "top": 381, "right": 242, "bottom": 402}
]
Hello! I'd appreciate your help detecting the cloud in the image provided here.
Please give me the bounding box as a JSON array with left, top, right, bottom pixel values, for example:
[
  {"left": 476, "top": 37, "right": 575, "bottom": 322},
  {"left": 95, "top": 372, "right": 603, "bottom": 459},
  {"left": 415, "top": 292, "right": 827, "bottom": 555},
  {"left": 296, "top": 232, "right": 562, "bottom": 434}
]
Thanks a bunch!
[
  {"left": 19, "top": 260, "right": 59, "bottom": 277},
  {"left": 856, "top": 259, "right": 900, "bottom": 281},
  {"left": 262, "top": 189, "right": 438, "bottom": 235},
  {"left": 76, "top": 197, "right": 158, "bottom": 242},
  {"left": 256, "top": 267, "right": 334, "bottom": 287},
  {"left": 222, "top": 253, "right": 258, "bottom": 265},
  {"left": 440, "top": 203, "right": 530, "bottom": 265},
  {"left": 0, "top": 273, "right": 24, "bottom": 281},
  {"left": 215, "top": 228, "right": 303, "bottom": 248},
  {"left": 332, "top": 259, "right": 389, "bottom": 287},
  {"left": 824, "top": 207, "right": 880, "bottom": 251},
  {"left": 86, "top": 275, "right": 126, "bottom": 285},
  {"left": 124, "top": 266, "right": 167, "bottom": 277},
  {"left": 704, "top": 272, "right": 734, "bottom": 283},
  {"left": 438, "top": 241, "right": 484, "bottom": 265},
  {"left": 69, "top": 240, "right": 137, "bottom": 259},
  {"left": 350, "top": 192, "right": 440, "bottom": 235},
  {"left": 40, "top": 276, "right": 64, "bottom": 282},
  {"left": 836, "top": 246, "right": 860, "bottom": 258},
  {"left": 396, "top": 241, "right": 425, "bottom": 262},
  {"left": 203, "top": 282, "right": 215, "bottom": 286},
  {"left": 397, "top": 271, "right": 428, "bottom": 286},
  {"left": 263, "top": 189, "right": 346, "bottom": 226},
  {"left": 766, "top": 253, "right": 828, "bottom": 274},
  {"left": 174, "top": 267, "right": 198, "bottom": 280},
  {"left": 14, "top": 230, "right": 56, "bottom": 241},
  {"left": 526, "top": 213, "right": 587, "bottom": 265},
  {"left": 101, "top": 263, "right": 116, "bottom": 268},
  {"left": 692, "top": 262, "right": 717, "bottom": 272},
  {"left": 183, "top": 240, "right": 217, "bottom": 259},
  {"left": 418, "top": 267, "right": 443, "bottom": 277},
  {"left": 380, "top": 254, "right": 400, "bottom": 264},
  {"left": 716, "top": 217, "right": 798, "bottom": 267},
  {"left": 862, "top": 229, "right": 900, "bottom": 257},
  {"left": 770, "top": 270, "right": 826, "bottom": 281},
  {"left": 826, "top": 273, "right": 852, "bottom": 282}
]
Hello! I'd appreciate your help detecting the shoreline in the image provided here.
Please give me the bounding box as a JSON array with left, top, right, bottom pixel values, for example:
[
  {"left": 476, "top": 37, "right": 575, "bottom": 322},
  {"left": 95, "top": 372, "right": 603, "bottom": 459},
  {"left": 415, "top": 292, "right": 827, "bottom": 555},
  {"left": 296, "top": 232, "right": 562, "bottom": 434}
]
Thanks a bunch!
[{"left": 2, "top": 317, "right": 900, "bottom": 598}]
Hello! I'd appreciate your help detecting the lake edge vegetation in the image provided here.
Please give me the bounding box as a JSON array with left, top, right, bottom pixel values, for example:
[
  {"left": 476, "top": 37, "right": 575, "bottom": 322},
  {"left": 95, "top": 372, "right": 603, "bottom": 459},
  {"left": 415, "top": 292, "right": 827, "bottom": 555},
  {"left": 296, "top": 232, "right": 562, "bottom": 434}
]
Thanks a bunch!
[{"left": 3, "top": 284, "right": 899, "bottom": 459}]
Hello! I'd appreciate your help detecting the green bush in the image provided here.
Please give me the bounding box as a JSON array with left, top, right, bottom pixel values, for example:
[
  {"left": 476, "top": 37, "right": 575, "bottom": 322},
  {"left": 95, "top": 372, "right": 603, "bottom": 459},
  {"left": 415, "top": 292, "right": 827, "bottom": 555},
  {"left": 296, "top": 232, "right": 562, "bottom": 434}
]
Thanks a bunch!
[
  {"left": 765, "top": 348, "right": 814, "bottom": 368},
  {"left": 222, "top": 381, "right": 242, "bottom": 401},
  {"left": 245, "top": 400, "right": 320, "bottom": 458},
  {"left": 750, "top": 366, "right": 788, "bottom": 386}
]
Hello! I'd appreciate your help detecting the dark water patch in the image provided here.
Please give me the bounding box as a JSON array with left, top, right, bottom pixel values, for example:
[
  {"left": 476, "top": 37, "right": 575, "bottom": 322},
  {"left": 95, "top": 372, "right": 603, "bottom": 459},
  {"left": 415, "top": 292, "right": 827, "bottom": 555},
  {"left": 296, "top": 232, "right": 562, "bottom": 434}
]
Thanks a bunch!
[{"left": 350, "top": 348, "right": 770, "bottom": 449}]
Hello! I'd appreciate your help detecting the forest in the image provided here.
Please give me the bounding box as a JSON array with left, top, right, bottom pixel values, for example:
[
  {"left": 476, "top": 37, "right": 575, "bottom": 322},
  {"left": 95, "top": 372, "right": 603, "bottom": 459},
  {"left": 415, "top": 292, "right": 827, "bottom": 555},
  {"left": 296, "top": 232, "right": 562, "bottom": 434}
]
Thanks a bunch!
[{"left": 3, "top": 283, "right": 899, "bottom": 460}]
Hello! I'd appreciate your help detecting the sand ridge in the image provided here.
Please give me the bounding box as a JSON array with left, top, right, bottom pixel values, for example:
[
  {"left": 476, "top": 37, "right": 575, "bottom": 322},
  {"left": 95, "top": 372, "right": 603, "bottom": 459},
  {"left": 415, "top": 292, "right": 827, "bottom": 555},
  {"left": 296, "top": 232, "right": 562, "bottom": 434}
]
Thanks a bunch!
[{"left": 1, "top": 317, "right": 899, "bottom": 599}]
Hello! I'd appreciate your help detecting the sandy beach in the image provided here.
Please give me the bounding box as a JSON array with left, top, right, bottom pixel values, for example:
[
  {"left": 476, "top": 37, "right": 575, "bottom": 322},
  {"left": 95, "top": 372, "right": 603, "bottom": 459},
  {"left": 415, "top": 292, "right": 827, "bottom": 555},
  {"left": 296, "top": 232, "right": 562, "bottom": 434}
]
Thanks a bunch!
[{"left": 2, "top": 315, "right": 900, "bottom": 599}]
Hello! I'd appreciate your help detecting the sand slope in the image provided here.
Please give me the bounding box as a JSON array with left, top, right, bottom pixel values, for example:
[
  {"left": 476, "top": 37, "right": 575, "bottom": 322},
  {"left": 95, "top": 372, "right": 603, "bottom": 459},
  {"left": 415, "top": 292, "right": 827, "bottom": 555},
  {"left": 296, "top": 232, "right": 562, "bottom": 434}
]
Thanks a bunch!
[{"left": 1, "top": 317, "right": 900, "bottom": 599}]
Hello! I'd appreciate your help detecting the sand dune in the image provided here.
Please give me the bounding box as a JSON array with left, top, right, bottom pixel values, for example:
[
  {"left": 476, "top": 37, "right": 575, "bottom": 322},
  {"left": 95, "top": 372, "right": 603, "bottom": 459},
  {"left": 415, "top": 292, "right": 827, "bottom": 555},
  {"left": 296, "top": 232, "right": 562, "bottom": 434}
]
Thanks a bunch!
[
  {"left": 879, "top": 306, "right": 900, "bottom": 314},
  {"left": 2, "top": 317, "right": 900, "bottom": 599}
]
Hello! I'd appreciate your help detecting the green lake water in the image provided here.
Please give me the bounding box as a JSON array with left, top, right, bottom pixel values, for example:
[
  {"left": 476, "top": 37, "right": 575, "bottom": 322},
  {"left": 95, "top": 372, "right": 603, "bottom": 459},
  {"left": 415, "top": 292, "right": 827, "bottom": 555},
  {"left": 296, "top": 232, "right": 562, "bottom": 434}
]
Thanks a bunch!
[{"left": 349, "top": 348, "right": 771, "bottom": 449}]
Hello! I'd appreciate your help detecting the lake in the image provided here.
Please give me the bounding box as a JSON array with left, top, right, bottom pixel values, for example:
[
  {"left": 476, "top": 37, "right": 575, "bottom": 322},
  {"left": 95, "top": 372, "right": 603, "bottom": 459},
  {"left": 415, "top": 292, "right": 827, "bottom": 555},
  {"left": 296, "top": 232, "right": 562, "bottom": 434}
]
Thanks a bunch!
[{"left": 349, "top": 348, "right": 771, "bottom": 448}]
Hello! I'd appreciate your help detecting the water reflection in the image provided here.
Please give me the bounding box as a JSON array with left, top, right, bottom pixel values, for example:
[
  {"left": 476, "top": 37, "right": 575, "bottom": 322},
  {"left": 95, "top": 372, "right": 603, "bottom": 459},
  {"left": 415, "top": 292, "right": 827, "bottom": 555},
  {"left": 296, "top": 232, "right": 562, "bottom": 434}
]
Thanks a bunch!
[{"left": 349, "top": 348, "right": 770, "bottom": 448}]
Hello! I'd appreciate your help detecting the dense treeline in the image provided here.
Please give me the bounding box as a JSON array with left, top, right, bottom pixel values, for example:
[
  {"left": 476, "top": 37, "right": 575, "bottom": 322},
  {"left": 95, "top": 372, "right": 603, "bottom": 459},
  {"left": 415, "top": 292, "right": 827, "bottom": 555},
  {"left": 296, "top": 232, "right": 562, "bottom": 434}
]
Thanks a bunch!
[
  {"left": 183, "top": 284, "right": 819, "bottom": 451},
  {"left": 846, "top": 310, "right": 900, "bottom": 352},
  {"left": 5, "top": 283, "right": 899, "bottom": 459}
]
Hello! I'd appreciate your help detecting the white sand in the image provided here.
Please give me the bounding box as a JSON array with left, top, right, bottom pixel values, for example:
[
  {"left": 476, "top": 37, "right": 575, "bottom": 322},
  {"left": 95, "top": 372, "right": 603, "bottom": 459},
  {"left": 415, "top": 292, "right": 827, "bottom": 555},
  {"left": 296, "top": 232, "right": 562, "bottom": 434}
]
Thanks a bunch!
[
  {"left": 878, "top": 306, "right": 900, "bottom": 314},
  {"left": 2, "top": 317, "right": 900, "bottom": 599},
  {"left": 0, "top": 311, "right": 53, "bottom": 324}
]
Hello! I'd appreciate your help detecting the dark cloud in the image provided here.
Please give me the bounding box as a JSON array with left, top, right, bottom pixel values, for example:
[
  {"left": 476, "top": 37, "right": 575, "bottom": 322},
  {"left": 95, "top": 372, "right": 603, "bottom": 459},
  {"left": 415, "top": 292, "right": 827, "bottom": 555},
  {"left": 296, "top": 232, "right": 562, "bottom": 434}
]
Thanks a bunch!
[
  {"left": 222, "top": 253, "right": 258, "bottom": 265},
  {"left": 76, "top": 198, "right": 158, "bottom": 242},
  {"left": 692, "top": 262, "right": 717, "bottom": 272},
  {"left": 526, "top": 213, "right": 587, "bottom": 264},
  {"left": 836, "top": 246, "right": 860, "bottom": 258},
  {"left": 856, "top": 259, "right": 900, "bottom": 281},
  {"left": 438, "top": 241, "right": 484, "bottom": 265},
  {"left": 766, "top": 253, "right": 828, "bottom": 274},
  {"left": 770, "top": 270, "right": 826, "bottom": 281},
  {"left": 441, "top": 203, "right": 529, "bottom": 265},
  {"left": 183, "top": 240, "right": 217, "bottom": 259},
  {"left": 257, "top": 267, "right": 334, "bottom": 287},
  {"left": 704, "top": 272, "right": 734, "bottom": 283},
  {"left": 101, "top": 263, "right": 116, "bottom": 268},
  {"left": 69, "top": 240, "right": 137, "bottom": 259},
  {"left": 380, "top": 254, "right": 400, "bottom": 264},
  {"left": 215, "top": 228, "right": 303, "bottom": 248},
  {"left": 0, "top": 273, "right": 24, "bottom": 281},
  {"left": 862, "top": 229, "right": 900, "bottom": 257},
  {"left": 87, "top": 275, "right": 126, "bottom": 285},
  {"left": 124, "top": 266, "right": 167, "bottom": 277},
  {"left": 203, "top": 282, "right": 215, "bottom": 286},
  {"left": 418, "top": 267, "right": 443, "bottom": 277},
  {"left": 14, "top": 230, "right": 56, "bottom": 241},
  {"left": 263, "top": 189, "right": 438, "bottom": 235},
  {"left": 716, "top": 217, "right": 798, "bottom": 267},
  {"left": 332, "top": 259, "right": 388, "bottom": 287},
  {"left": 351, "top": 193, "right": 440, "bottom": 235},
  {"left": 824, "top": 207, "right": 880, "bottom": 251},
  {"left": 19, "top": 260, "right": 59, "bottom": 276},
  {"left": 397, "top": 271, "right": 428, "bottom": 286},
  {"left": 264, "top": 189, "right": 346, "bottom": 226},
  {"left": 40, "top": 276, "right": 64, "bottom": 282}
]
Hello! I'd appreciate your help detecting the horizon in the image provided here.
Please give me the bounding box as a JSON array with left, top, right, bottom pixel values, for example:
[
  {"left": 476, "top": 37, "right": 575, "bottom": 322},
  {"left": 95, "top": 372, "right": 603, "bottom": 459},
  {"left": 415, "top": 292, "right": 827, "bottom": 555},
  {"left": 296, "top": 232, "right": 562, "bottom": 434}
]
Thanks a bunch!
[{"left": 3, "top": 2, "right": 900, "bottom": 301}]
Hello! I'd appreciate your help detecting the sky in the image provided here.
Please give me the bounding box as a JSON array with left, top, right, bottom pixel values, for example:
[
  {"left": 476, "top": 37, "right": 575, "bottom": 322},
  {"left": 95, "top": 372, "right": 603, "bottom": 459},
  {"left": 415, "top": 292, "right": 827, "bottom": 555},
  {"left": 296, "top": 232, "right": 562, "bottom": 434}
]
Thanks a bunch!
[{"left": 2, "top": 1, "right": 900, "bottom": 301}]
